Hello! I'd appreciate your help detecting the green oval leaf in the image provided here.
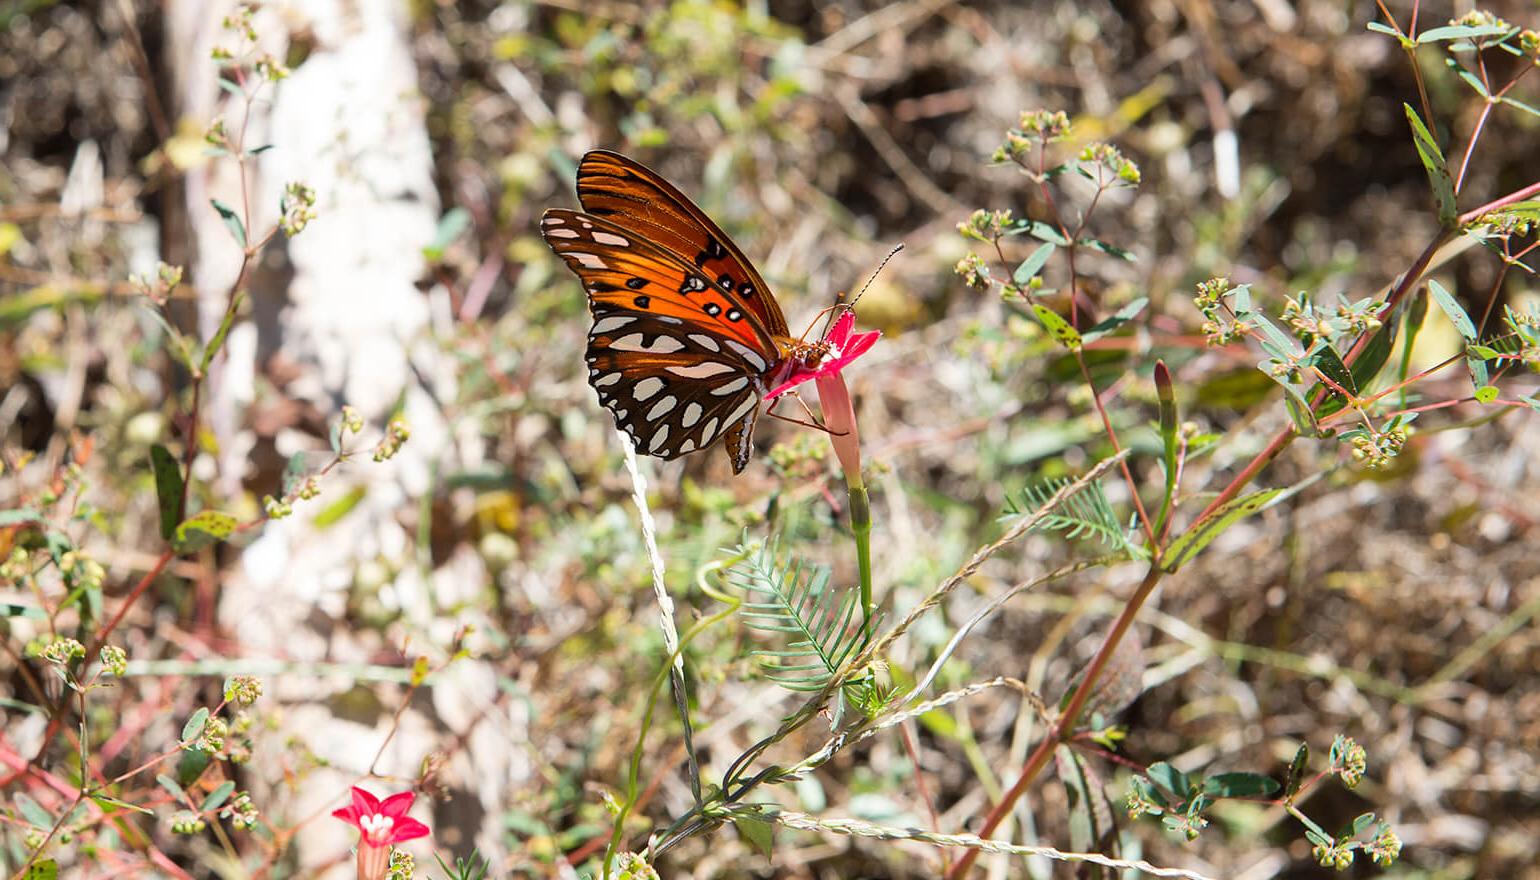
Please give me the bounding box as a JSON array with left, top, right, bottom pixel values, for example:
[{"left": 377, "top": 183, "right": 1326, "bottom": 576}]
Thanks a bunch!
[
  {"left": 201, "top": 781, "right": 236, "bottom": 812},
  {"left": 1427, "top": 279, "right": 1476, "bottom": 341},
  {"left": 150, "top": 445, "right": 183, "bottom": 541},
  {"left": 181, "top": 707, "right": 210, "bottom": 742},
  {"left": 1474, "top": 384, "right": 1499, "bottom": 403},
  {"left": 173, "top": 511, "right": 238, "bottom": 554},
  {"left": 210, "top": 198, "right": 247, "bottom": 248},
  {"left": 1404, "top": 104, "right": 1457, "bottom": 227},
  {"left": 1031, "top": 304, "right": 1082, "bottom": 351},
  {"left": 1201, "top": 771, "right": 1280, "bottom": 799},
  {"left": 1163, "top": 488, "right": 1284, "bottom": 572}
]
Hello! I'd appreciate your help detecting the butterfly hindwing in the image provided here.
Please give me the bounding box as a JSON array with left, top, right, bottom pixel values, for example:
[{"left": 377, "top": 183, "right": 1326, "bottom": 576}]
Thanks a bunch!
[{"left": 574, "top": 150, "right": 791, "bottom": 338}]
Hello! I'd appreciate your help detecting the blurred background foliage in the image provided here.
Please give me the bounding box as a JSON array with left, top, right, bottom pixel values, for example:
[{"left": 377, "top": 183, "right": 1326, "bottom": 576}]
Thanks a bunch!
[{"left": 3, "top": 0, "right": 1539, "bottom": 877}]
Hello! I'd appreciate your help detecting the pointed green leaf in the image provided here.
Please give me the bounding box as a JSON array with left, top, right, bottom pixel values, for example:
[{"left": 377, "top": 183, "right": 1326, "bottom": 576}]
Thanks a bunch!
[
  {"left": 210, "top": 198, "right": 247, "bottom": 248},
  {"left": 1201, "top": 772, "right": 1280, "bottom": 799},
  {"left": 24, "top": 860, "right": 57, "bottom": 880},
  {"left": 1284, "top": 742, "right": 1310, "bottom": 798},
  {"left": 157, "top": 774, "right": 187, "bottom": 801},
  {"left": 1427, "top": 279, "right": 1476, "bottom": 340},
  {"left": 216, "top": 78, "right": 243, "bottom": 97},
  {"left": 1012, "top": 242, "right": 1056, "bottom": 285},
  {"left": 1078, "top": 237, "right": 1136, "bottom": 261},
  {"left": 1499, "top": 95, "right": 1540, "bottom": 120},
  {"left": 15, "top": 793, "right": 53, "bottom": 828},
  {"left": 1403, "top": 104, "right": 1458, "bottom": 227},
  {"left": 182, "top": 707, "right": 210, "bottom": 741},
  {"left": 1418, "top": 23, "right": 1514, "bottom": 43},
  {"left": 89, "top": 794, "right": 154, "bottom": 815},
  {"left": 1163, "top": 488, "right": 1285, "bottom": 572},
  {"left": 1082, "top": 297, "right": 1149, "bottom": 343},
  {"left": 733, "top": 815, "right": 774, "bottom": 858},
  {"left": 201, "top": 781, "right": 236, "bottom": 812},
  {"left": 1349, "top": 314, "right": 1398, "bottom": 390},
  {"left": 172, "top": 511, "right": 238, "bottom": 554},
  {"left": 150, "top": 445, "right": 182, "bottom": 541},
  {"left": 1474, "top": 385, "right": 1499, "bottom": 403},
  {"left": 1351, "top": 812, "right": 1378, "bottom": 836},
  {"left": 1146, "top": 762, "right": 1193, "bottom": 798},
  {"left": 176, "top": 748, "right": 212, "bottom": 788},
  {"left": 1031, "top": 304, "right": 1082, "bottom": 351},
  {"left": 1057, "top": 745, "right": 1113, "bottom": 854},
  {"left": 1, "top": 602, "right": 46, "bottom": 619},
  {"left": 200, "top": 292, "right": 245, "bottom": 372}
]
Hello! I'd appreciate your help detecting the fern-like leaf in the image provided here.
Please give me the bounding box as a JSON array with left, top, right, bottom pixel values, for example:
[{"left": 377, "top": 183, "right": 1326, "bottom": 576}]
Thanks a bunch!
[
  {"left": 1002, "top": 476, "right": 1141, "bottom": 556},
  {"left": 728, "top": 542, "right": 867, "bottom": 693}
]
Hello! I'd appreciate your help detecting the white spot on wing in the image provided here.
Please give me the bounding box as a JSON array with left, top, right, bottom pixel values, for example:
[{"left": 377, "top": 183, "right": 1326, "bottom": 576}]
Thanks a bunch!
[
  {"left": 595, "top": 373, "right": 623, "bottom": 387},
  {"left": 724, "top": 340, "right": 769, "bottom": 372},
  {"left": 592, "top": 231, "right": 630, "bottom": 246},
  {"left": 666, "top": 362, "right": 737, "bottom": 379},
  {"left": 711, "top": 377, "right": 750, "bottom": 395},
  {"left": 680, "top": 402, "right": 703, "bottom": 427},
  {"left": 592, "top": 316, "right": 635, "bottom": 334},
  {"left": 725, "top": 394, "right": 757, "bottom": 427},
  {"left": 633, "top": 377, "right": 664, "bottom": 400},
  {"left": 689, "top": 333, "right": 721, "bottom": 352},
  {"left": 678, "top": 439, "right": 695, "bottom": 454},
  {"left": 546, "top": 227, "right": 579, "bottom": 239},
  {"left": 699, "top": 417, "right": 719, "bottom": 442},
  {"left": 612, "top": 333, "right": 685, "bottom": 354},
  {"left": 570, "top": 252, "right": 606, "bottom": 269},
  {"left": 648, "top": 425, "right": 670, "bottom": 453},
  {"left": 647, "top": 396, "right": 677, "bottom": 419}
]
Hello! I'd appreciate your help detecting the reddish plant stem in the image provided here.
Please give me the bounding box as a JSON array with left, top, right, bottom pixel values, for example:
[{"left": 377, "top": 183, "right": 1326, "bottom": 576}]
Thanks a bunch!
[
  {"left": 18, "top": 549, "right": 175, "bottom": 774},
  {"left": 945, "top": 564, "right": 1165, "bottom": 879}
]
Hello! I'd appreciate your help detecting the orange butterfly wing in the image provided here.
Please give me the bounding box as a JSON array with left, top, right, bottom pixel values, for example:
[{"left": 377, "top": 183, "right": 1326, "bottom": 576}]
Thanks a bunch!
[
  {"left": 574, "top": 150, "right": 791, "bottom": 338},
  {"left": 540, "top": 208, "right": 784, "bottom": 472}
]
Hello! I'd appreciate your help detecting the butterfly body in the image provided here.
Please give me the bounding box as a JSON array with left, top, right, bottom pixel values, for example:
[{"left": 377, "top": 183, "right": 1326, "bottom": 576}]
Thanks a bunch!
[{"left": 542, "top": 151, "right": 825, "bottom": 473}]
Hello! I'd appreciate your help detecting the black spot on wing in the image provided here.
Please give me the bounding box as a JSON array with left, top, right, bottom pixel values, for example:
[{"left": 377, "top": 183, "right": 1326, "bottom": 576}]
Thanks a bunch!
[
  {"left": 626, "top": 277, "right": 647, "bottom": 290},
  {"left": 634, "top": 295, "right": 651, "bottom": 308}
]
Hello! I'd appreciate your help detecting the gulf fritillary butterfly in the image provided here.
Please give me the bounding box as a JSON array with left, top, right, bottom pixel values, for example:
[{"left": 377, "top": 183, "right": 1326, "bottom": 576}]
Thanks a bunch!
[{"left": 541, "top": 150, "right": 829, "bottom": 473}]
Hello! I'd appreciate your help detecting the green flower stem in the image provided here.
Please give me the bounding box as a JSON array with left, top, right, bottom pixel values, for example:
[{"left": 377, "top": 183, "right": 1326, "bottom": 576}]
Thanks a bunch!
[{"left": 849, "top": 482, "right": 873, "bottom": 640}]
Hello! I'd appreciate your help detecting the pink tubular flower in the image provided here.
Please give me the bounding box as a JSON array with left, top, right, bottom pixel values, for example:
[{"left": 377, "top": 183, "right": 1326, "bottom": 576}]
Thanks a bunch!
[
  {"left": 766, "top": 309, "right": 881, "bottom": 401},
  {"left": 333, "top": 786, "right": 430, "bottom": 880},
  {"left": 766, "top": 309, "right": 879, "bottom": 489}
]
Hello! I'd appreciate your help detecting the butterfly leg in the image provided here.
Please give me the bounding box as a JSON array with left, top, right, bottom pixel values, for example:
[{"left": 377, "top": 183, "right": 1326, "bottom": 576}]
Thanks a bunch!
[{"left": 765, "top": 392, "right": 849, "bottom": 436}]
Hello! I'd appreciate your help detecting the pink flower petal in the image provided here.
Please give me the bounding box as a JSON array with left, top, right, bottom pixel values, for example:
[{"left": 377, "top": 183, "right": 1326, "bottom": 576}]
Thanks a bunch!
[
  {"left": 351, "top": 786, "right": 381, "bottom": 816},
  {"left": 389, "top": 816, "right": 431, "bottom": 844},
  {"left": 331, "top": 805, "right": 362, "bottom": 828},
  {"left": 379, "top": 791, "right": 416, "bottom": 820}
]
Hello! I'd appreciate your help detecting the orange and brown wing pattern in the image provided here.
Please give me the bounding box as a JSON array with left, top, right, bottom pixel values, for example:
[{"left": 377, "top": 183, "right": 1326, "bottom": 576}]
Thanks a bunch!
[
  {"left": 540, "top": 209, "right": 782, "bottom": 473},
  {"left": 574, "top": 150, "right": 791, "bottom": 338}
]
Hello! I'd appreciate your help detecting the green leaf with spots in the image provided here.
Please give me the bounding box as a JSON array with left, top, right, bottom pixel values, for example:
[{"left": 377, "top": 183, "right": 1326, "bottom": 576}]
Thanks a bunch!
[
  {"left": 1163, "top": 488, "right": 1284, "bottom": 572},
  {"left": 1032, "top": 304, "right": 1082, "bottom": 351},
  {"left": 1404, "top": 104, "right": 1458, "bottom": 227},
  {"left": 172, "top": 511, "right": 238, "bottom": 554}
]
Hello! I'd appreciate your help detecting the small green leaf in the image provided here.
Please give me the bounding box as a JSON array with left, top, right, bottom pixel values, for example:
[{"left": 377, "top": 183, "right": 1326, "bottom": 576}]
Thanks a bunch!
[
  {"left": 150, "top": 445, "right": 183, "bottom": 541},
  {"left": 1350, "top": 315, "right": 1398, "bottom": 391},
  {"left": 1031, "top": 304, "right": 1082, "bottom": 351},
  {"left": 1499, "top": 95, "right": 1540, "bottom": 120},
  {"left": 172, "top": 511, "right": 238, "bottom": 554},
  {"left": 15, "top": 793, "right": 53, "bottom": 828},
  {"left": 1012, "top": 242, "right": 1056, "bottom": 285},
  {"left": 733, "top": 815, "right": 774, "bottom": 858},
  {"left": 1155, "top": 360, "right": 1178, "bottom": 490},
  {"left": 1, "top": 602, "right": 47, "bottom": 619},
  {"left": 1365, "top": 21, "right": 1401, "bottom": 37},
  {"left": 1427, "top": 279, "right": 1476, "bottom": 340},
  {"left": 1468, "top": 344, "right": 1502, "bottom": 360},
  {"left": 1201, "top": 772, "right": 1280, "bottom": 799},
  {"left": 1521, "top": 395, "right": 1540, "bottom": 412},
  {"left": 1057, "top": 745, "right": 1113, "bottom": 853},
  {"left": 157, "top": 774, "right": 187, "bottom": 801},
  {"left": 1026, "top": 221, "right": 1070, "bottom": 245},
  {"left": 201, "top": 781, "right": 236, "bottom": 812},
  {"left": 1307, "top": 343, "right": 1357, "bottom": 397},
  {"left": 1404, "top": 104, "right": 1458, "bottom": 227},
  {"left": 210, "top": 198, "right": 247, "bottom": 248},
  {"left": 182, "top": 707, "right": 210, "bottom": 742},
  {"left": 1418, "top": 23, "right": 1513, "bottom": 43},
  {"left": 176, "top": 748, "right": 212, "bottom": 788},
  {"left": 200, "top": 292, "right": 245, "bottom": 372},
  {"left": 1474, "top": 385, "right": 1499, "bottom": 403},
  {"left": 24, "top": 859, "right": 57, "bottom": 880},
  {"left": 1284, "top": 742, "right": 1310, "bottom": 798},
  {"left": 312, "top": 485, "right": 366, "bottom": 528},
  {"left": 1078, "top": 237, "right": 1136, "bottom": 261},
  {"left": 1163, "top": 488, "right": 1285, "bottom": 572},
  {"left": 1146, "top": 762, "right": 1192, "bottom": 798},
  {"left": 141, "top": 306, "right": 195, "bottom": 371},
  {"left": 90, "top": 794, "right": 154, "bottom": 815},
  {"left": 246, "top": 144, "right": 276, "bottom": 156},
  {"left": 1082, "top": 297, "right": 1149, "bottom": 343},
  {"left": 423, "top": 208, "right": 472, "bottom": 262},
  {"left": 1351, "top": 812, "right": 1378, "bottom": 836},
  {"left": 0, "top": 508, "right": 42, "bottom": 527}
]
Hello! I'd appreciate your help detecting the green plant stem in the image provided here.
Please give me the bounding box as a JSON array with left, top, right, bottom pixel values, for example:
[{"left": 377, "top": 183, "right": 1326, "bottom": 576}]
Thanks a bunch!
[{"left": 849, "top": 483, "right": 873, "bottom": 640}]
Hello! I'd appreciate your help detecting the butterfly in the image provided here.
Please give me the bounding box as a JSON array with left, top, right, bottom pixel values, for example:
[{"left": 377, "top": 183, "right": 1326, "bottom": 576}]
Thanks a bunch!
[{"left": 541, "top": 150, "right": 831, "bottom": 473}]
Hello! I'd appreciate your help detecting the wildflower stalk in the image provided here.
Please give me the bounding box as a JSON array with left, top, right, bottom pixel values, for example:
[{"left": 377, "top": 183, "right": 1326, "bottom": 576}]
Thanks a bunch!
[{"left": 817, "top": 372, "right": 874, "bottom": 638}]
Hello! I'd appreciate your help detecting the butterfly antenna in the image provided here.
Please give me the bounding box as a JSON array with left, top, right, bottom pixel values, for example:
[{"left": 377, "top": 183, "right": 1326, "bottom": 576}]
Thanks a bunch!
[{"left": 846, "top": 243, "right": 904, "bottom": 310}]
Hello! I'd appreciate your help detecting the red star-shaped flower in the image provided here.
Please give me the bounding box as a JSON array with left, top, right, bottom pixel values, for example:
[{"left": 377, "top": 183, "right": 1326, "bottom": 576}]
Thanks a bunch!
[{"left": 334, "top": 786, "right": 430, "bottom": 880}]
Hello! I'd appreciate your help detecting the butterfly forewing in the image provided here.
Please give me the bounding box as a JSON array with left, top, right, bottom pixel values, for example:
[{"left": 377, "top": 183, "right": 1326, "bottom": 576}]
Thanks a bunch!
[
  {"left": 541, "top": 207, "right": 782, "bottom": 473},
  {"left": 574, "top": 150, "right": 791, "bottom": 338}
]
